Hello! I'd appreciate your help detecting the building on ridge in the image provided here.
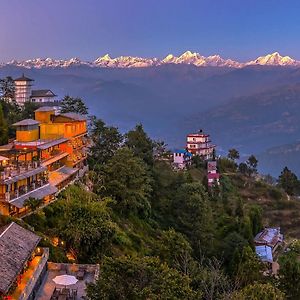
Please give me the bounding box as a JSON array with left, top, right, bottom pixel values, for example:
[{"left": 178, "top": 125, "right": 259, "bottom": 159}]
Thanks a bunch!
[
  {"left": 14, "top": 74, "right": 59, "bottom": 107},
  {"left": 186, "top": 129, "right": 215, "bottom": 160}
]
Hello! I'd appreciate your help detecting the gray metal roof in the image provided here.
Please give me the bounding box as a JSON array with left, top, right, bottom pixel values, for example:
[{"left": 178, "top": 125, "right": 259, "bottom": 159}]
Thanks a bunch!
[
  {"left": 12, "top": 119, "right": 40, "bottom": 126},
  {"left": 10, "top": 184, "right": 58, "bottom": 209},
  {"left": 37, "top": 138, "right": 69, "bottom": 150},
  {"left": 0, "top": 222, "right": 40, "bottom": 294},
  {"left": 3, "top": 166, "right": 47, "bottom": 185}
]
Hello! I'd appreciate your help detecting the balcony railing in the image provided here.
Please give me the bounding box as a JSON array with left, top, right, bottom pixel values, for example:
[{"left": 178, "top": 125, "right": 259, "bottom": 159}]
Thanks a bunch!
[{"left": 3, "top": 179, "right": 49, "bottom": 202}]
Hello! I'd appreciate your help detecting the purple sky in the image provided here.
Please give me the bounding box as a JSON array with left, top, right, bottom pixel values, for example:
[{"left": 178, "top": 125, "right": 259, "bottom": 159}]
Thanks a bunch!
[{"left": 1, "top": 0, "right": 300, "bottom": 62}]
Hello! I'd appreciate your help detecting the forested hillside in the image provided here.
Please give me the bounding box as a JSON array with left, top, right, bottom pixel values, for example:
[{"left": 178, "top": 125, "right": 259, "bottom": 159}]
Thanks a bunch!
[{"left": 0, "top": 118, "right": 297, "bottom": 299}]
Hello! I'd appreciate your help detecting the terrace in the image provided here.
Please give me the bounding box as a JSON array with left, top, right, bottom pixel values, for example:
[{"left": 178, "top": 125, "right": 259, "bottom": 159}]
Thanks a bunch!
[{"left": 36, "top": 263, "right": 99, "bottom": 300}]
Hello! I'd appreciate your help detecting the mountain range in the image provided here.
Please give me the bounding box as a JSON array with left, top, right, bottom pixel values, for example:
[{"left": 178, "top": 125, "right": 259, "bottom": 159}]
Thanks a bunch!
[
  {"left": 2, "top": 53, "right": 300, "bottom": 177},
  {"left": 2, "top": 51, "right": 300, "bottom": 69}
]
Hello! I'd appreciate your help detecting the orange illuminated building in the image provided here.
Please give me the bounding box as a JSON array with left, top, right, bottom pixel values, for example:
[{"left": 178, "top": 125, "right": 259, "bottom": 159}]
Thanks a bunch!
[{"left": 0, "top": 107, "right": 89, "bottom": 217}]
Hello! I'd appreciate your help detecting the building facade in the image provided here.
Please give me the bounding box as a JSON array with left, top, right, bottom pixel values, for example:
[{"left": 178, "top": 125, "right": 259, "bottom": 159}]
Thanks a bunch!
[
  {"left": 14, "top": 74, "right": 34, "bottom": 105},
  {"left": 207, "top": 160, "right": 220, "bottom": 187},
  {"left": 186, "top": 130, "right": 215, "bottom": 160},
  {"left": 173, "top": 149, "right": 192, "bottom": 169},
  {"left": 0, "top": 107, "right": 88, "bottom": 217}
]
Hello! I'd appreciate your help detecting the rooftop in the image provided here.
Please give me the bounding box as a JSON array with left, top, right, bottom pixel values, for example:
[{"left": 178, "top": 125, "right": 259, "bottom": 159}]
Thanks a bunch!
[
  {"left": 31, "top": 89, "right": 56, "bottom": 98},
  {"left": 56, "top": 113, "right": 86, "bottom": 121},
  {"left": 255, "top": 245, "right": 273, "bottom": 263},
  {"left": 254, "top": 227, "right": 283, "bottom": 248},
  {"left": 14, "top": 74, "right": 34, "bottom": 82},
  {"left": 13, "top": 119, "right": 40, "bottom": 126},
  {"left": 0, "top": 222, "right": 41, "bottom": 294},
  {"left": 34, "top": 106, "right": 56, "bottom": 112},
  {"left": 174, "top": 149, "right": 193, "bottom": 156}
]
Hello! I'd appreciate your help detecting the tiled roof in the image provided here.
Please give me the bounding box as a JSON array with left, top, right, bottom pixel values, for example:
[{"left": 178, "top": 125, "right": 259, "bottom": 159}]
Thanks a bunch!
[
  {"left": 0, "top": 222, "right": 40, "bottom": 294},
  {"left": 14, "top": 74, "right": 34, "bottom": 82},
  {"left": 12, "top": 119, "right": 40, "bottom": 126},
  {"left": 31, "top": 90, "right": 56, "bottom": 98}
]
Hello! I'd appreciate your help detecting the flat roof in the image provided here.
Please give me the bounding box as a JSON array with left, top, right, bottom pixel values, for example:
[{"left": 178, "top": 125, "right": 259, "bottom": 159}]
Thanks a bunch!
[{"left": 0, "top": 222, "right": 40, "bottom": 294}]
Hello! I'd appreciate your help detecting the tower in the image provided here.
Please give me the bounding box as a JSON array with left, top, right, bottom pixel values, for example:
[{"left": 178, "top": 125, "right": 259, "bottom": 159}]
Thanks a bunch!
[{"left": 14, "top": 74, "right": 34, "bottom": 105}]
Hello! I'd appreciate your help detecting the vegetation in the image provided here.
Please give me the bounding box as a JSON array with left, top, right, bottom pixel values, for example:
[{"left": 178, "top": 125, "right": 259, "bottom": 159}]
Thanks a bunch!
[
  {"left": 60, "top": 95, "right": 88, "bottom": 115},
  {"left": 20, "top": 115, "right": 300, "bottom": 299}
]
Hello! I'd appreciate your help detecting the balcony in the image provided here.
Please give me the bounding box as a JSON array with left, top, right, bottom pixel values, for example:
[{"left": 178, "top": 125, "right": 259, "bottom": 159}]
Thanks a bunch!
[{"left": 4, "top": 179, "right": 49, "bottom": 202}]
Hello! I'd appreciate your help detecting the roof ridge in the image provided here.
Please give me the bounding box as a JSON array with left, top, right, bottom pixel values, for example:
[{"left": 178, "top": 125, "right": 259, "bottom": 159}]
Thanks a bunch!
[{"left": 0, "top": 222, "right": 14, "bottom": 239}]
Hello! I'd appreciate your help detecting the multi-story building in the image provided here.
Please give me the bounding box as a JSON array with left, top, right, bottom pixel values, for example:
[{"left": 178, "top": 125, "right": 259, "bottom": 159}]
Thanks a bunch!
[
  {"left": 14, "top": 74, "right": 34, "bottom": 105},
  {"left": 186, "top": 129, "right": 215, "bottom": 160},
  {"left": 14, "top": 75, "right": 59, "bottom": 106},
  {"left": 0, "top": 107, "right": 88, "bottom": 217}
]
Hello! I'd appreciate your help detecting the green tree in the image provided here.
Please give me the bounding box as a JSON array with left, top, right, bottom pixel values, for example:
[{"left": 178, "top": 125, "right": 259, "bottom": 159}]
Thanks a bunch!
[
  {"left": 0, "top": 76, "right": 15, "bottom": 100},
  {"left": 231, "top": 282, "right": 285, "bottom": 300},
  {"left": 246, "top": 155, "right": 258, "bottom": 175},
  {"left": 227, "top": 148, "right": 240, "bottom": 161},
  {"left": 60, "top": 95, "right": 88, "bottom": 115},
  {"left": 157, "top": 229, "right": 193, "bottom": 274},
  {"left": 234, "top": 246, "right": 263, "bottom": 287},
  {"left": 86, "top": 256, "right": 197, "bottom": 300},
  {"left": 60, "top": 191, "right": 116, "bottom": 262},
  {"left": 24, "top": 197, "right": 42, "bottom": 211},
  {"left": 238, "top": 162, "right": 249, "bottom": 175},
  {"left": 278, "top": 252, "right": 300, "bottom": 299},
  {"left": 0, "top": 104, "right": 8, "bottom": 145},
  {"left": 102, "top": 147, "right": 152, "bottom": 215},
  {"left": 88, "top": 117, "right": 123, "bottom": 167},
  {"left": 172, "top": 182, "right": 215, "bottom": 255},
  {"left": 125, "top": 124, "right": 154, "bottom": 166},
  {"left": 278, "top": 166, "right": 299, "bottom": 196}
]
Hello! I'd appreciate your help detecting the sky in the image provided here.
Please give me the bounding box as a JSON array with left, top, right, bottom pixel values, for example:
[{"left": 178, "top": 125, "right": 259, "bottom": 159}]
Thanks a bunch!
[{"left": 1, "top": 0, "right": 300, "bottom": 62}]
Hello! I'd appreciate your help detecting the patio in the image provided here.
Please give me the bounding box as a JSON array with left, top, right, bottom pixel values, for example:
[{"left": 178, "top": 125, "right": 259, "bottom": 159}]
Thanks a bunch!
[{"left": 36, "top": 263, "right": 99, "bottom": 300}]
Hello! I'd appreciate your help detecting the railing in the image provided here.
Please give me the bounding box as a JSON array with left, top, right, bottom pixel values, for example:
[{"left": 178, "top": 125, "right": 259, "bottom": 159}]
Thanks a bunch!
[
  {"left": 5, "top": 179, "right": 49, "bottom": 202},
  {"left": 0, "top": 161, "right": 42, "bottom": 181},
  {"left": 18, "top": 248, "right": 49, "bottom": 300}
]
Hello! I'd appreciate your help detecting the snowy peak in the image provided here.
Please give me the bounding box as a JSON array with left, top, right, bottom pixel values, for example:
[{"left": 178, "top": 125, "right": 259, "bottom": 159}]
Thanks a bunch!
[
  {"left": 247, "top": 52, "right": 299, "bottom": 66},
  {"left": 2, "top": 51, "right": 300, "bottom": 69}
]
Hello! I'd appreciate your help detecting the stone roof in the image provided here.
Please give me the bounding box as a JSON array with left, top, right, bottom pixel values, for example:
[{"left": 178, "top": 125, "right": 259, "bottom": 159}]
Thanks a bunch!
[
  {"left": 31, "top": 89, "right": 56, "bottom": 98},
  {"left": 12, "top": 119, "right": 40, "bottom": 126},
  {"left": 0, "top": 222, "right": 41, "bottom": 294}
]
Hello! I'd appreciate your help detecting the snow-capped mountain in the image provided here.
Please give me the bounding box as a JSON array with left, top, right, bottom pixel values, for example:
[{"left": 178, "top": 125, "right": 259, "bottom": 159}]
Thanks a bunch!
[
  {"left": 2, "top": 51, "right": 300, "bottom": 69},
  {"left": 246, "top": 52, "right": 299, "bottom": 66}
]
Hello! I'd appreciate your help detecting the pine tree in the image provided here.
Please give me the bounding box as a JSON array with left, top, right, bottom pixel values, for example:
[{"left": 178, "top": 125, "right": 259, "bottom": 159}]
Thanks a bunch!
[{"left": 0, "top": 104, "right": 8, "bottom": 145}]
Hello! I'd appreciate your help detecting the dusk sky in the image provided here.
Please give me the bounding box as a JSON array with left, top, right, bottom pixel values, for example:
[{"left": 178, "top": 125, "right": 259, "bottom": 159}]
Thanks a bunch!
[{"left": 1, "top": 0, "right": 300, "bottom": 62}]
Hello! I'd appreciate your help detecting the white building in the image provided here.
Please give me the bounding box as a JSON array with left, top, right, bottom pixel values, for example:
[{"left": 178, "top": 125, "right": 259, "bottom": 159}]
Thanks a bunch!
[
  {"left": 30, "top": 89, "right": 57, "bottom": 103},
  {"left": 186, "top": 129, "right": 215, "bottom": 160},
  {"left": 14, "top": 74, "right": 34, "bottom": 105}
]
